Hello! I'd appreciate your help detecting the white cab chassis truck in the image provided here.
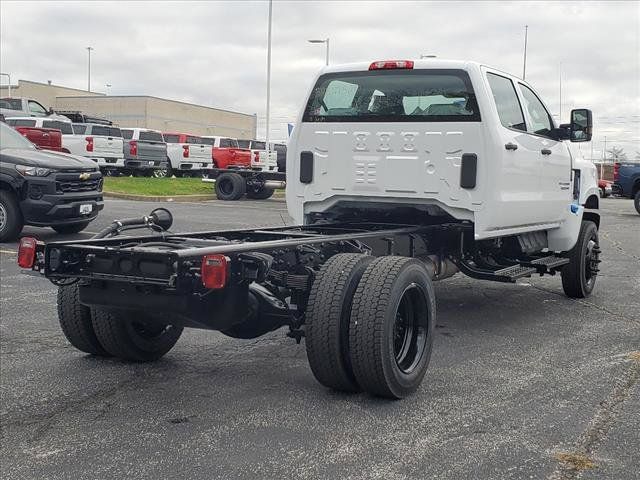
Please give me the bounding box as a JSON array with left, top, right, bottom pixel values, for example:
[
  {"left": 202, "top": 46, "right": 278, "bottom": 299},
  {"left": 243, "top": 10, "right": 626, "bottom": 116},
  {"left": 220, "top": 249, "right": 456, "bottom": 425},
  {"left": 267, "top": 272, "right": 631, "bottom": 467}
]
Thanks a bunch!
[{"left": 19, "top": 59, "right": 600, "bottom": 400}]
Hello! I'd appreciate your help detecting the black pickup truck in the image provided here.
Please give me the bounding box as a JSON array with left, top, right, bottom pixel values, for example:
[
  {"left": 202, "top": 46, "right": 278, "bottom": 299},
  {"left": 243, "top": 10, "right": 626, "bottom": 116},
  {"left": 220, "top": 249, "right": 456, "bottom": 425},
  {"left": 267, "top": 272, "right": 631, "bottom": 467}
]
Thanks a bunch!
[{"left": 0, "top": 122, "right": 104, "bottom": 241}]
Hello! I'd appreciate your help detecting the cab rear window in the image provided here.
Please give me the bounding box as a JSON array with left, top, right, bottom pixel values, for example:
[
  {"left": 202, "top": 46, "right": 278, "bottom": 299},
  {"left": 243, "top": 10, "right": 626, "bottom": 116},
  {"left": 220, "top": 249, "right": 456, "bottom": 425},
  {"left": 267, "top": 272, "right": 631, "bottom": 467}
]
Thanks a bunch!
[
  {"left": 42, "top": 120, "right": 73, "bottom": 134},
  {"left": 7, "top": 119, "right": 36, "bottom": 127},
  {"left": 140, "top": 131, "right": 163, "bottom": 142},
  {"left": 303, "top": 69, "right": 480, "bottom": 123}
]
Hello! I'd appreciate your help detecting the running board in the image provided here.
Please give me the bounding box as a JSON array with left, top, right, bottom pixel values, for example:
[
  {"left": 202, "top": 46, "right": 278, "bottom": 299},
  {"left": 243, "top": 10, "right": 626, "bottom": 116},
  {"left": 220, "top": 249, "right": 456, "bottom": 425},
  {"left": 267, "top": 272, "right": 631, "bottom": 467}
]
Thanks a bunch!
[{"left": 455, "top": 255, "right": 569, "bottom": 283}]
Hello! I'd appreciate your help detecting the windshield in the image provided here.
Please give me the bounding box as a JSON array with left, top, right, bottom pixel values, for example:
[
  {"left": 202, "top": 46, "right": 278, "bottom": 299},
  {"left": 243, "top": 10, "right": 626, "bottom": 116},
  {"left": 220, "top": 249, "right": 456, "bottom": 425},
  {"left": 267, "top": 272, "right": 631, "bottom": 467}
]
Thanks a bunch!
[
  {"left": 303, "top": 69, "right": 480, "bottom": 122},
  {"left": 0, "top": 122, "right": 36, "bottom": 150}
]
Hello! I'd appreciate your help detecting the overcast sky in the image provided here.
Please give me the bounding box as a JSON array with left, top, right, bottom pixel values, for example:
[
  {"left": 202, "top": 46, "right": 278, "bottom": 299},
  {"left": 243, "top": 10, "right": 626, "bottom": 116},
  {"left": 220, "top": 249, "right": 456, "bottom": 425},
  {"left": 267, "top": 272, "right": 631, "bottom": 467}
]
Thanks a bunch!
[{"left": 1, "top": 0, "right": 638, "bottom": 154}]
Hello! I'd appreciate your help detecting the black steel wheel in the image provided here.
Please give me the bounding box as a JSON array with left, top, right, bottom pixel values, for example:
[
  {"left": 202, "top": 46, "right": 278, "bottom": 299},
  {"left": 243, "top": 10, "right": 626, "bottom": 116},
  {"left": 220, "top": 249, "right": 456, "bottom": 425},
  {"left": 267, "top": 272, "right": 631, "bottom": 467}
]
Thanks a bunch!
[
  {"left": 57, "top": 284, "right": 110, "bottom": 356},
  {"left": 215, "top": 173, "right": 246, "bottom": 200},
  {"left": 91, "top": 309, "right": 183, "bottom": 362},
  {"left": 561, "top": 220, "right": 600, "bottom": 298},
  {"left": 349, "top": 256, "right": 435, "bottom": 399},
  {"left": 305, "top": 253, "right": 374, "bottom": 393}
]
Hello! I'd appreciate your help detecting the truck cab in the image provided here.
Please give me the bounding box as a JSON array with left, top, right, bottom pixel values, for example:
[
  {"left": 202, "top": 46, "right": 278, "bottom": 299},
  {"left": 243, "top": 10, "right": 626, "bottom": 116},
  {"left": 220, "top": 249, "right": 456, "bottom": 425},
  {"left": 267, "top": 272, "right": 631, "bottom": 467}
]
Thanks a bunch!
[{"left": 287, "top": 59, "right": 599, "bottom": 253}]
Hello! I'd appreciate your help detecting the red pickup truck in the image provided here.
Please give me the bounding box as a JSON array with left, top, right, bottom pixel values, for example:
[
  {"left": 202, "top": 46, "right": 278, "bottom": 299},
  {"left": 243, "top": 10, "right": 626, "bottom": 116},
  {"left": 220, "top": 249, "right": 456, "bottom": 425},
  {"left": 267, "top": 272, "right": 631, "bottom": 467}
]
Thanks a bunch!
[
  {"left": 201, "top": 136, "right": 251, "bottom": 169},
  {"left": 13, "top": 126, "right": 70, "bottom": 153}
]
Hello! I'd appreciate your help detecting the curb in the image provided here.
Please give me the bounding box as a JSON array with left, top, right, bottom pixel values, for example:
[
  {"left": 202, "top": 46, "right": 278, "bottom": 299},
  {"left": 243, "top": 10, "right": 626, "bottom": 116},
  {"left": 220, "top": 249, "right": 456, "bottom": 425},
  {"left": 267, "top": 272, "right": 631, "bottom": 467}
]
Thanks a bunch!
[
  {"left": 103, "top": 191, "right": 286, "bottom": 202},
  {"left": 104, "top": 192, "right": 216, "bottom": 202}
]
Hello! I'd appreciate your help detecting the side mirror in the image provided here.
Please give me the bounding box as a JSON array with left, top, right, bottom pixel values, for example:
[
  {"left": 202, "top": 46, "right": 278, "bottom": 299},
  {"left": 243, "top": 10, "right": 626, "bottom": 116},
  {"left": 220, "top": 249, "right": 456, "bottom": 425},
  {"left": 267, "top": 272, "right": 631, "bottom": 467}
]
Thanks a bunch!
[{"left": 570, "top": 108, "right": 592, "bottom": 142}]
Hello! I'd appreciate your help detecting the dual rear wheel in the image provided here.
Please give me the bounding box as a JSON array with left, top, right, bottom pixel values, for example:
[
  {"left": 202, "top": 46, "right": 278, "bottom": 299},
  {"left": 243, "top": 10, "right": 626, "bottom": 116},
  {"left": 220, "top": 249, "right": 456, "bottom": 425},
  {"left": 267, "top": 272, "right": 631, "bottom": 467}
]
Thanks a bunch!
[
  {"left": 305, "top": 254, "right": 435, "bottom": 399},
  {"left": 57, "top": 283, "right": 182, "bottom": 361}
]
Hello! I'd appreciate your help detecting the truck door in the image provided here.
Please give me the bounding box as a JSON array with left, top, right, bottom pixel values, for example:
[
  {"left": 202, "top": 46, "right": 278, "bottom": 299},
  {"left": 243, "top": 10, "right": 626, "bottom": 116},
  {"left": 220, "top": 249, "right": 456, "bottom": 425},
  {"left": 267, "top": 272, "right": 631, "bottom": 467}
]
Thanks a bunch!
[
  {"left": 516, "top": 83, "right": 572, "bottom": 223},
  {"left": 484, "top": 70, "right": 548, "bottom": 229}
]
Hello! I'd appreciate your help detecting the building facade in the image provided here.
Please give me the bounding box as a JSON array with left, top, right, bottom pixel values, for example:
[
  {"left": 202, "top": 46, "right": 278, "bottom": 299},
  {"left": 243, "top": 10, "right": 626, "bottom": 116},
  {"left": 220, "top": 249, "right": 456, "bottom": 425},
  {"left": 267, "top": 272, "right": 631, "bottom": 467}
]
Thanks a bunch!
[{"left": 1, "top": 80, "right": 256, "bottom": 139}]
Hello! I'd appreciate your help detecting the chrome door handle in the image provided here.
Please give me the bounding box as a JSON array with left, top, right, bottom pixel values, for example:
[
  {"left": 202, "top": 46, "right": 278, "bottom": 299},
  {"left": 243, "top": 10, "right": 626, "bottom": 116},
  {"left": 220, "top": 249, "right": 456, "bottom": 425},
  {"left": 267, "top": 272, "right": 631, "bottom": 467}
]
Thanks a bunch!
[
  {"left": 541, "top": 149, "right": 552, "bottom": 155},
  {"left": 505, "top": 143, "right": 518, "bottom": 151}
]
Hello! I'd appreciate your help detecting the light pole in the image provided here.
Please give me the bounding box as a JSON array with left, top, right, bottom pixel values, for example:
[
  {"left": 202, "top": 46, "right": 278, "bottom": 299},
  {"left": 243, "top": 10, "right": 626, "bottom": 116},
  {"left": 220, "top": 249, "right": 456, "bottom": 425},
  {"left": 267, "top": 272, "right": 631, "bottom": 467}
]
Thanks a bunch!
[
  {"left": 105, "top": 83, "right": 112, "bottom": 95},
  {"left": 308, "top": 38, "right": 330, "bottom": 66},
  {"left": 265, "top": 0, "right": 273, "bottom": 157},
  {"left": 0, "top": 72, "right": 10, "bottom": 97},
  {"left": 522, "top": 25, "right": 528, "bottom": 80},
  {"left": 86, "top": 46, "right": 94, "bottom": 92}
]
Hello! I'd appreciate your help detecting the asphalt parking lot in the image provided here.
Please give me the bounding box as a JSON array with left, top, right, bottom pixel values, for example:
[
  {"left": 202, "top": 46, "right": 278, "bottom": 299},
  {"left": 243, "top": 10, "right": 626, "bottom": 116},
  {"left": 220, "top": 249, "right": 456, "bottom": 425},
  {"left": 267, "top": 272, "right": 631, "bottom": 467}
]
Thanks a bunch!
[{"left": 0, "top": 197, "right": 638, "bottom": 480}]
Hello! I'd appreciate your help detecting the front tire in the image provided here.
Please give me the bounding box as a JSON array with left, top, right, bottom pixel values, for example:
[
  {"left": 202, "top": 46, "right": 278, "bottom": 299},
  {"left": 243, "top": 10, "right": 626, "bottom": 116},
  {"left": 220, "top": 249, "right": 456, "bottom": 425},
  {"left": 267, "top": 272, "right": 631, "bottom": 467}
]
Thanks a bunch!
[
  {"left": 91, "top": 309, "right": 183, "bottom": 362},
  {"left": 215, "top": 173, "right": 246, "bottom": 200},
  {"left": 52, "top": 221, "right": 91, "bottom": 235},
  {"left": 305, "top": 253, "right": 374, "bottom": 393},
  {"left": 349, "top": 256, "right": 435, "bottom": 399},
  {"left": 57, "top": 284, "right": 110, "bottom": 356},
  {"left": 561, "top": 220, "right": 600, "bottom": 298},
  {"left": 0, "top": 189, "right": 24, "bottom": 242}
]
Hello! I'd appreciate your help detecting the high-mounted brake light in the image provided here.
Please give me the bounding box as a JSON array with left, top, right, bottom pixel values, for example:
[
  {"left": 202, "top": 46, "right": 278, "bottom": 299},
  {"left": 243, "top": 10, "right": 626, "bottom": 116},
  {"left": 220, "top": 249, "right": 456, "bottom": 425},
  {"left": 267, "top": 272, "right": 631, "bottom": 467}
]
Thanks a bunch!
[
  {"left": 369, "top": 60, "right": 414, "bottom": 70},
  {"left": 17, "top": 237, "right": 37, "bottom": 269},
  {"left": 85, "top": 136, "right": 94, "bottom": 152},
  {"left": 182, "top": 145, "right": 190, "bottom": 158},
  {"left": 201, "top": 254, "right": 228, "bottom": 289},
  {"left": 129, "top": 140, "right": 138, "bottom": 156}
]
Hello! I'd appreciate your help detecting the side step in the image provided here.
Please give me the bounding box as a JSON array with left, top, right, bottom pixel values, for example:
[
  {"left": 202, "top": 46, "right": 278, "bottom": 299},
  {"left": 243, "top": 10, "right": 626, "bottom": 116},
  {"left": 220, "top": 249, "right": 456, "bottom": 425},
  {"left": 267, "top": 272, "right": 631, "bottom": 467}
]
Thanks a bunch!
[
  {"left": 455, "top": 255, "right": 570, "bottom": 283},
  {"left": 493, "top": 264, "right": 538, "bottom": 280},
  {"left": 523, "top": 255, "right": 570, "bottom": 273}
]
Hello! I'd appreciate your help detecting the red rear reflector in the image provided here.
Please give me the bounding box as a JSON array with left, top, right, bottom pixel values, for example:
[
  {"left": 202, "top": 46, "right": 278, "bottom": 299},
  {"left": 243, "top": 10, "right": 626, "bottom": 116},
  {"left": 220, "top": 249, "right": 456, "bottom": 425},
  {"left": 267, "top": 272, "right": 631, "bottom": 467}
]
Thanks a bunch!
[
  {"left": 201, "top": 254, "right": 228, "bottom": 289},
  {"left": 369, "top": 60, "right": 414, "bottom": 70},
  {"left": 17, "top": 237, "right": 37, "bottom": 269}
]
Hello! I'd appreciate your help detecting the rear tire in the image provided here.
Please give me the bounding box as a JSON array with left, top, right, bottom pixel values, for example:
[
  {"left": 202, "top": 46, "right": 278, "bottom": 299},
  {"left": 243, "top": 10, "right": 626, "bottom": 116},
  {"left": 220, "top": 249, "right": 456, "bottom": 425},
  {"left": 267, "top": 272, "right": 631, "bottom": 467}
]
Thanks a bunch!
[
  {"left": 349, "top": 256, "right": 435, "bottom": 399},
  {"left": 305, "top": 253, "right": 374, "bottom": 393},
  {"left": 561, "top": 220, "right": 600, "bottom": 298},
  {"left": 52, "top": 221, "right": 91, "bottom": 235},
  {"left": 91, "top": 309, "right": 183, "bottom": 362},
  {"left": 246, "top": 186, "right": 275, "bottom": 200},
  {"left": 0, "top": 189, "right": 23, "bottom": 242},
  {"left": 215, "top": 173, "right": 246, "bottom": 200},
  {"left": 57, "top": 284, "right": 110, "bottom": 356},
  {"left": 634, "top": 190, "right": 640, "bottom": 215}
]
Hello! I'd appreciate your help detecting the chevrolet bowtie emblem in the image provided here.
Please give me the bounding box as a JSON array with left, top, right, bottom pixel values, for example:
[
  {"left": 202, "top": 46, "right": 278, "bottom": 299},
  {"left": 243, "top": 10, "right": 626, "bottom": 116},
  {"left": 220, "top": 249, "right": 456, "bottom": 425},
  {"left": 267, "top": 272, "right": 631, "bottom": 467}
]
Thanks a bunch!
[{"left": 79, "top": 173, "right": 91, "bottom": 181}]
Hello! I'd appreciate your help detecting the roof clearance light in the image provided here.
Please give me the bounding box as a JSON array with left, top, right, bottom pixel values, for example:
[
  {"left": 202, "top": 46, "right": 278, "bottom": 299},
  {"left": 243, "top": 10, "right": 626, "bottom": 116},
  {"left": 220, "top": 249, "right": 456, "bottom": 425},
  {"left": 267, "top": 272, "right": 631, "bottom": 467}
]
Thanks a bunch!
[
  {"left": 369, "top": 60, "right": 414, "bottom": 71},
  {"left": 201, "top": 254, "right": 228, "bottom": 289},
  {"left": 17, "top": 237, "right": 37, "bottom": 269}
]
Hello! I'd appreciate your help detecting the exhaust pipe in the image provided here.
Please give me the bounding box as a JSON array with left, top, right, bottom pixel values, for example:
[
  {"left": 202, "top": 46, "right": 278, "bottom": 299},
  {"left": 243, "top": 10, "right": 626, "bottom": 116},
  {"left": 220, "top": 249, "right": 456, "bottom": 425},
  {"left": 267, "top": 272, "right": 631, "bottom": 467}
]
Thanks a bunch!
[{"left": 264, "top": 180, "right": 286, "bottom": 189}]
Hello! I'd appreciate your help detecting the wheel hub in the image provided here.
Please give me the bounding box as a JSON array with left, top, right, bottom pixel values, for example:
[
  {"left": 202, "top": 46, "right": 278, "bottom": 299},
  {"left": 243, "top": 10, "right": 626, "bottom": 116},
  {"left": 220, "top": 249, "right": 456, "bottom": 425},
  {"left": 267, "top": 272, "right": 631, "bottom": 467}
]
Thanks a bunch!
[
  {"left": 0, "top": 203, "right": 6, "bottom": 232},
  {"left": 392, "top": 283, "right": 428, "bottom": 374},
  {"left": 585, "top": 238, "right": 601, "bottom": 287}
]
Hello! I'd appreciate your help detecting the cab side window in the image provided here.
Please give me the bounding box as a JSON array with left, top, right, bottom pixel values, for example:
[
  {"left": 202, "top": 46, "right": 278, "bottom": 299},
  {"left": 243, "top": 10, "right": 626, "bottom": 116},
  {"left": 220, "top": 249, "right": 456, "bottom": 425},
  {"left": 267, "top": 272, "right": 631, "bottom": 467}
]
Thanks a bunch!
[
  {"left": 28, "top": 101, "right": 48, "bottom": 116},
  {"left": 519, "top": 84, "right": 553, "bottom": 137},
  {"left": 486, "top": 73, "right": 526, "bottom": 132}
]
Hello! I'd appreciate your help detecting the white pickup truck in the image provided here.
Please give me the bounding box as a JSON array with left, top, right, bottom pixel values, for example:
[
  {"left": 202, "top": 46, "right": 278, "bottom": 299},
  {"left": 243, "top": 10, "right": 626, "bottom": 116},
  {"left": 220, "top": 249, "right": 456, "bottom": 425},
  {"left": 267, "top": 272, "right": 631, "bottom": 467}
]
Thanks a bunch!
[
  {"left": 162, "top": 132, "right": 212, "bottom": 177},
  {"left": 237, "top": 140, "right": 279, "bottom": 172},
  {"left": 66, "top": 123, "right": 125, "bottom": 172},
  {"left": 21, "top": 58, "right": 601, "bottom": 401}
]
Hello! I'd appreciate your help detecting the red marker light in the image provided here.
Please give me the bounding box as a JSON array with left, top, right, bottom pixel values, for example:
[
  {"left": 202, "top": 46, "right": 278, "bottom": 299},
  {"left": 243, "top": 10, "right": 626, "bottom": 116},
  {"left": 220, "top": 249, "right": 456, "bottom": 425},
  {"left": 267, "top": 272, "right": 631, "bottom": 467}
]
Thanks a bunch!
[
  {"left": 369, "top": 60, "right": 414, "bottom": 70},
  {"left": 17, "top": 237, "right": 37, "bottom": 269},
  {"left": 201, "top": 254, "right": 228, "bottom": 289}
]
